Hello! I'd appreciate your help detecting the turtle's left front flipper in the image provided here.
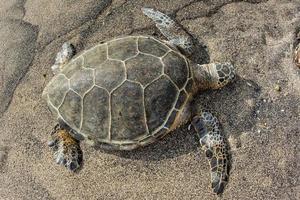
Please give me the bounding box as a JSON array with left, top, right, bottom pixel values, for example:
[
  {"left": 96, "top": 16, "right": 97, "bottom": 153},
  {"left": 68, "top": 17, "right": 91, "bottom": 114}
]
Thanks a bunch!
[
  {"left": 191, "top": 111, "right": 230, "bottom": 195},
  {"left": 142, "top": 7, "right": 195, "bottom": 55}
]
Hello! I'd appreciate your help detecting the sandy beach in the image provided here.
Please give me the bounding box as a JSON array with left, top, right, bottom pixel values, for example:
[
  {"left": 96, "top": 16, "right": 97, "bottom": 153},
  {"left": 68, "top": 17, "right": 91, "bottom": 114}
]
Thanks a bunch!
[{"left": 0, "top": 0, "right": 299, "bottom": 199}]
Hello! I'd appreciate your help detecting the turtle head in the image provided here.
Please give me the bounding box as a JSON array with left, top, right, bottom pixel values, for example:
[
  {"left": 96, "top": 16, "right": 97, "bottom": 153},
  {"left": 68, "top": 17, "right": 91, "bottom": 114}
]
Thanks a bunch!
[
  {"left": 209, "top": 62, "right": 235, "bottom": 89},
  {"left": 192, "top": 62, "right": 235, "bottom": 91}
]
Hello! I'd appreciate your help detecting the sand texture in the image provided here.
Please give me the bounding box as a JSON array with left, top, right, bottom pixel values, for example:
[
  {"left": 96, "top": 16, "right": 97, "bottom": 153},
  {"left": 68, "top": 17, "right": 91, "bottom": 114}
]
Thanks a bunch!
[{"left": 0, "top": 0, "right": 299, "bottom": 199}]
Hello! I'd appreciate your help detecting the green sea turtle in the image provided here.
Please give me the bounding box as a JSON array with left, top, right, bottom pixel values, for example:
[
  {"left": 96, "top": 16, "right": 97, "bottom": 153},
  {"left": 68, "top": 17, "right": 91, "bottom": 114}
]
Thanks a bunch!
[{"left": 43, "top": 8, "right": 235, "bottom": 194}]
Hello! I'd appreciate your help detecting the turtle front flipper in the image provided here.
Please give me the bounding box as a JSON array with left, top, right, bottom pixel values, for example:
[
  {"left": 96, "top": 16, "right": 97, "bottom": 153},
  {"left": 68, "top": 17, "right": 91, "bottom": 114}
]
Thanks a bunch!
[
  {"left": 191, "top": 111, "right": 230, "bottom": 195},
  {"left": 48, "top": 124, "right": 83, "bottom": 172},
  {"left": 141, "top": 7, "right": 195, "bottom": 55}
]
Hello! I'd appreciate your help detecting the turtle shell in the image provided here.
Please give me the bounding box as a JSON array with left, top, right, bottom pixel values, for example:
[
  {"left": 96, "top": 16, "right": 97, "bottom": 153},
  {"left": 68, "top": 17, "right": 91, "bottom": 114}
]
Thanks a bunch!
[{"left": 43, "top": 36, "right": 193, "bottom": 150}]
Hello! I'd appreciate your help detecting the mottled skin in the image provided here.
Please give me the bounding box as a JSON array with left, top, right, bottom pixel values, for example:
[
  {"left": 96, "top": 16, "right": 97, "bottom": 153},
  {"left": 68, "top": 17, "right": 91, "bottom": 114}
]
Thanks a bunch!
[
  {"left": 43, "top": 8, "right": 236, "bottom": 195},
  {"left": 192, "top": 111, "right": 229, "bottom": 193},
  {"left": 48, "top": 124, "right": 83, "bottom": 171}
]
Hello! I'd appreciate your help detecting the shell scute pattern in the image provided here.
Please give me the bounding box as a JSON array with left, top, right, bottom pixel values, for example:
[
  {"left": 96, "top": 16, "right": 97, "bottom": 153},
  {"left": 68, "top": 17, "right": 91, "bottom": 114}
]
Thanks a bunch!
[
  {"left": 110, "top": 81, "right": 147, "bottom": 141},
  {"left": 126, "top": 53, "right": 163, "bottom": 86},
  {"left": 94, "top": 59, "right": 126, "bottom": 92},
  {"left": 144, "top": 75, "right": 178, "bottom": 132},
  {"left": 108, "top": 37, "right": 138, "bottom": 61},
  {"left": 61, "top": 56, "right": 83, "bottom": 78},
  {"left": 163, "top": 51, "right": 189, "bottom": 89},
  {"left": 59, "top": 90, "right": 82, "bottom": 129},
  {"left": 70, "top": 68, "right": 94, "bottom": 96},
  {"left": 84, "top": 44, "right": 107, "bottom": 68},
  {"left": 185, "top": 78, "right": 194, "bottom": 94},
  {"left": 175, "top": 90, "right": 188, "bottom": 109},
  {"left": 48, "top": 36, "right": 191, "bottom": 147},
  {"left": 46, "top": 74, "right": 69, "bottom": 108},
  {"left": 138, "top": 36, "right": 169, "bottom": 57},
  {"left": 82, "top": 86, "right": 110, "bottom": 140},
  {"left": 164, "top": 110, "right": 178, "bottom": 129}
]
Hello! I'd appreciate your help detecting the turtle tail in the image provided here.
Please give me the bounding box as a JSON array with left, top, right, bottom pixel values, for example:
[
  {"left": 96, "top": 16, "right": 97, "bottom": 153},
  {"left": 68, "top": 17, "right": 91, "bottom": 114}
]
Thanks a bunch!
[{"left": 191, "top": 111, "right": 230, "bottom": 195}]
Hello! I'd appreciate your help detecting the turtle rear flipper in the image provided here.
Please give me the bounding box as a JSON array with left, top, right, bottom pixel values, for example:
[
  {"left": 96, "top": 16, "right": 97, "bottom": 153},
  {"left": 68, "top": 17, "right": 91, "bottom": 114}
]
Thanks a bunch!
[
  {"left": 192, "top": 112, "right": 230, "bottom": 195},
  {"left": 48, "top": 124, "right": 83, "bottom": 172},
  {"left": 51, "top": 42, "right": 76, "bottom": 75}
]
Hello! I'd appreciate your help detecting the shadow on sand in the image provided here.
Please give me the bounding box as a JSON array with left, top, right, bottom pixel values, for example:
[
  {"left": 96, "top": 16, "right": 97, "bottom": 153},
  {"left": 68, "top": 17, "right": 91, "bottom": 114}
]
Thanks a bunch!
[{"left": 96, "top": 76, "right": 261, "bottom": 161}]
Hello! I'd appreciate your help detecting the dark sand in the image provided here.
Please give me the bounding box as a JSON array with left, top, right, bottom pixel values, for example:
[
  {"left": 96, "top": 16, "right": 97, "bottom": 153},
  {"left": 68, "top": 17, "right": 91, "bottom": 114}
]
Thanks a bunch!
[{"left": 0, "top": 0, "right": 299, "bottom": 199}]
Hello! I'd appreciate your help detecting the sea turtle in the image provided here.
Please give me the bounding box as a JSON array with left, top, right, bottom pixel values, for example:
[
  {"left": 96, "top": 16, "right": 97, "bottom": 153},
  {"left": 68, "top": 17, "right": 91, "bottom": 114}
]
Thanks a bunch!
[{"left": 43, "top": 8, "right": 235, "bottom": 194}]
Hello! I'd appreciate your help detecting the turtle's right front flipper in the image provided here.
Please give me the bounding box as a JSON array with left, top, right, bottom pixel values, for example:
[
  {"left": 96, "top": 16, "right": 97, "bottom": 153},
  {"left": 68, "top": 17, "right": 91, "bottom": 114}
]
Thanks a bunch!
[
  {"left": 142, "top": 7, "right": 195, "bottom": 55},
  {"left": 191, "top": 111, "right": 230, "bottom": 195}
]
